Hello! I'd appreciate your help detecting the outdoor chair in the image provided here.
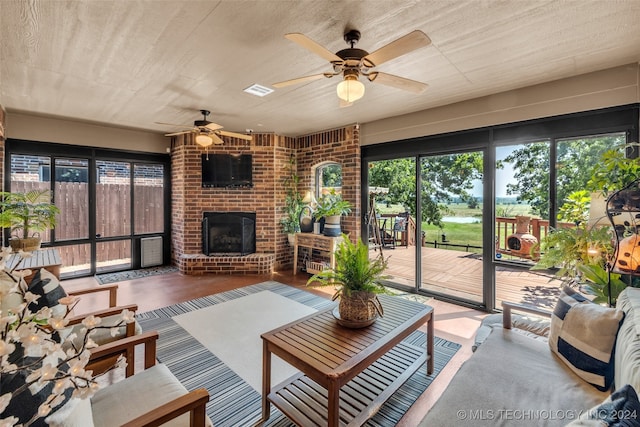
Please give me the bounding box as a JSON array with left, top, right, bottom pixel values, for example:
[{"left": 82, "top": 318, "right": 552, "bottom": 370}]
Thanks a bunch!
[
  {"left": 46, "top": 331, "right": 211, "bottom": 427},
  {"left": 393, "top": 214, "right": 409, "bottom": 248}
]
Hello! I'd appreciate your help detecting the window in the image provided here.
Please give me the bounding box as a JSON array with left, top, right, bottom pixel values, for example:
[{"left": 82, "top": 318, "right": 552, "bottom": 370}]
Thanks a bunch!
[{"left": 315, "top": 162, "right": 342, "bottom": 199}]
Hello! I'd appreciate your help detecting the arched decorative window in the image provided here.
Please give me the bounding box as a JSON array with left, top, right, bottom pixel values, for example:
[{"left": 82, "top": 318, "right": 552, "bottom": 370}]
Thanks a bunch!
[{"left": 314, "top": 162, "right": 342, "bottom": 199}]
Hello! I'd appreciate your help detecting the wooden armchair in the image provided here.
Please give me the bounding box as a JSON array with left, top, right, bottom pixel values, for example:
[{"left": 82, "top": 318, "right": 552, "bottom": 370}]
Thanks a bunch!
[
  {"left": 19, "top": 268, "right": 144, "bottom": 376},
  {"left": 59, "top": 281, "right": 142, "bottom": 377},
  {"left": 46, "top": 331, "right": 211, "bottom": 427}
]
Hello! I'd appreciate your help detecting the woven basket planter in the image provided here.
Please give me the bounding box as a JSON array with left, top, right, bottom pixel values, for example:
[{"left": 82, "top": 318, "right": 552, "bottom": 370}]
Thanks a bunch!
[
  {"left": 9, "top": 237, "right": 42, "bottom": 252},
  {"left": 337, "top": 291, "right": 384, "bottom": 327}
]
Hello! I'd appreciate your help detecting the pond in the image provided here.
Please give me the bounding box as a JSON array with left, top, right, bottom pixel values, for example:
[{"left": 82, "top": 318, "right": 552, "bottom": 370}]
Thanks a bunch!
[{"left": 442, "top": 216, "right": 482, "bottom": 224}]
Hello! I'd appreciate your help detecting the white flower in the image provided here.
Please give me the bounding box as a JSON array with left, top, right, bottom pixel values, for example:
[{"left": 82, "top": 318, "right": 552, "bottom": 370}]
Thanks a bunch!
[
  {"left": 0, "top": 340, "right": 15, "bottom": 357},
  {"left": 37, "top": 402, "right": 52, "bottom": 417},
  {"left": 48, "top": 317, "right": 69, "bottom": 330},
  {"left": 39, "top": 363, "right": 58, "bottom": 381},
  {"left": 0, "top": 416, "right": 18, "bottom": 427},
  {"left": 82, "top": 315, "right": 101, "bottom": 328},
  {"left": 0, "top": 393, "right": 12, "bottom": 414},
  {"left": 67, "top": 360, "right": 86, "bottom": 378},
  {"left": 22, "top": 291, "right": 40, "bottom": 305},
  {"left": 53, "top": 378, "right": 71, "bottom": 394},
  {"left": 121, "top": 308, "right": 135, "bottom": 323}
]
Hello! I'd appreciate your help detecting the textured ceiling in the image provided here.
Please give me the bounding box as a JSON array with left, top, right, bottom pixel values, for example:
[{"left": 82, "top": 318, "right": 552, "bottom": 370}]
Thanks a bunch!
[{"left": 1, "top": 0, "right": 639, "bottom": 138}]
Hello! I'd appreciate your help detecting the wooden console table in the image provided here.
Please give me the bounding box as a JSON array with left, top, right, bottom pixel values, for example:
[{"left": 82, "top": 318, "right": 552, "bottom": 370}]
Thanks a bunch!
[
  {"left": 292, "top": 233, "right": 342, "bottom": 275},
  {"left": 261, "top": 295, "right": 433, "bottom": 427}
]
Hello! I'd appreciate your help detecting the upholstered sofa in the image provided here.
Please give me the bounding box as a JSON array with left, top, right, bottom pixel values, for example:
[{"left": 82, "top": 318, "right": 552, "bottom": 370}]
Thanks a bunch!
[{"left": 419, "top": 287, "right": 640, "bottom": 426}]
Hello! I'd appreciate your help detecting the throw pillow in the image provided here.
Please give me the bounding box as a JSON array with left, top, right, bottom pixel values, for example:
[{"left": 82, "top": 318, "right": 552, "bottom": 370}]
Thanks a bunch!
[
  {"left": 549, "top": 286, "right": 625, "bottom": 391},
  {"left": 567, "top": 384, "right": 640, "bottom": 426},
  {"left": 1, "top": 346, "right": 72, "bottom": 427},
  {"left": 27, "top": 268, "right": 67, "bottom": 317}
]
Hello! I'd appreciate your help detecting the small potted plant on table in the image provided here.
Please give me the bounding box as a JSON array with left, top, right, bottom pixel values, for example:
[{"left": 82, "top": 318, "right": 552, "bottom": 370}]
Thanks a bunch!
[{"left": 313, "top": 190, "right": 352, "bottom": 237}]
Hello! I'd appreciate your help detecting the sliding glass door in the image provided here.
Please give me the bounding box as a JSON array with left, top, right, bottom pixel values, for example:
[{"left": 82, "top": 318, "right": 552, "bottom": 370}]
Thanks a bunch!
[
  {"left": 367, "top": 158, "right": 417, "bottom": 287},
  {"left": 419, "top": 151, "right": 484, "bottom": 303}
]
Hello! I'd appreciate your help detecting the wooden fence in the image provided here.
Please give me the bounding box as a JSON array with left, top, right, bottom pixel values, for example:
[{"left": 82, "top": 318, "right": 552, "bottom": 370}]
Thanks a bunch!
[{"left": 7, "top": 181, "right": 163, "bottom": 271}]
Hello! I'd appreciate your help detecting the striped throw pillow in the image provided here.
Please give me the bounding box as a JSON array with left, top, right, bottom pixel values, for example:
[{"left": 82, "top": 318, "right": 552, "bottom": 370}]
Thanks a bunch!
[
  {"left": 549, "top": 286, "right": 625, "bottom": 391},
  {"left": 27, "top": 268, "right": 67, "bottom": 318}
]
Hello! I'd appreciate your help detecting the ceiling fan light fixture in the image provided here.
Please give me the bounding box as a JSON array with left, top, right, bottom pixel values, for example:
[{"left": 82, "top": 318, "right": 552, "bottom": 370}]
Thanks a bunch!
[
  {"left": 195, "top": 133, "right": 213, "bottom": 147},
  {"left": 336, "top": 75, "right": 365, "bottom": 103}
]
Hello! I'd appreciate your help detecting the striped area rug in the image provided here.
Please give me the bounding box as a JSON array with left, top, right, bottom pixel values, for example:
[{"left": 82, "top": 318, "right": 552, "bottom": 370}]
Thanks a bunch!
[{"left": 137, "top": 281, "right": 460, "bottom": 427}]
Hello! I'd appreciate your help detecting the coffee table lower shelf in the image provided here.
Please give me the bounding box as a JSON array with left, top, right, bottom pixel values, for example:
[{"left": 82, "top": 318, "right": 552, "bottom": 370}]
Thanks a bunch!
[{"left": 267, "top": 340, "right": 427, "bottom": 427}]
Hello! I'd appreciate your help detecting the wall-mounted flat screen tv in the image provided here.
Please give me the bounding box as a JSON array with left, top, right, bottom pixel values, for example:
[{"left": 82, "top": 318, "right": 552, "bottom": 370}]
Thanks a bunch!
[{"left": 201, "top": 154, "right": 253, "bottom": 188}]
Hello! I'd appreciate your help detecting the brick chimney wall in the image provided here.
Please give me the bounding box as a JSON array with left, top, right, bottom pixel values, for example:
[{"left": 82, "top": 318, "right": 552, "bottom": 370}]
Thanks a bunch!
[{"left": 170, "top": 125, "right": 360, "bottom": 274}]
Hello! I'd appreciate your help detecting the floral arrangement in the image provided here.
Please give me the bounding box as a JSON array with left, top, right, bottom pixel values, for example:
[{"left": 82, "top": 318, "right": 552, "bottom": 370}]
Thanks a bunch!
[{"left": 0, "top": 248, "right": 134, "bottom": 426}]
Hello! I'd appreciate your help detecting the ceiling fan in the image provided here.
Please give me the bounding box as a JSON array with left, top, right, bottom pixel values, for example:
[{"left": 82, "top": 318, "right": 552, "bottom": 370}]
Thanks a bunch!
[
  {"left": 161, "top": 110, "right": 252, "bottom": 147},
  {"left": 273, "top": 29, "right": 431, "bottom": 104}
]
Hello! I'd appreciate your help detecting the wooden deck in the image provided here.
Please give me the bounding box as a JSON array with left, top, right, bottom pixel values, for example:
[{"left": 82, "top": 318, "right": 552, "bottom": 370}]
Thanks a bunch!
[{"left": 372, "top": 245, "right": 563, "bottom": 309}]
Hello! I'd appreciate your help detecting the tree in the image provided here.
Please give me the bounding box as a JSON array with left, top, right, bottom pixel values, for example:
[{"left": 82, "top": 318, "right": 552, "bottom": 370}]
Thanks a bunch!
[
  {"left": 368, "top": 153, "right": 483, "bottom": 227},
  {"left": 502, "top": 135, "right": 625, "bottom": 219}
]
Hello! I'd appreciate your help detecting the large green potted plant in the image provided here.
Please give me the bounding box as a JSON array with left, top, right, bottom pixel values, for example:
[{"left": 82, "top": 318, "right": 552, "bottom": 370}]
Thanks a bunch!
[
  {"left": 0, "top": 189, "right": 60, "bottom": 252},
  {"left": 280, "top": 155, "right": 303, "bottom": 245},
  {"left": 307, "top": 236, "right": 389, "bottom": 327},
  {"left": 313, "top": 190, "right": 351, "bottom": 237}
]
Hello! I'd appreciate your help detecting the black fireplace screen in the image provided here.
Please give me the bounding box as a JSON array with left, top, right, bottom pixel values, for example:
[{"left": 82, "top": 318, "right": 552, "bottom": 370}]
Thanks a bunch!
[{"left": 202, "top": 212, "right": 256, "bottom": 255}]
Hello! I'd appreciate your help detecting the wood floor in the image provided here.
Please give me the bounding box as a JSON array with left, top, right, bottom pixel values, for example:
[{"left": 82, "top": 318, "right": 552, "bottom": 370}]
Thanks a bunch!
[
  {"left": 63, "top": 269, "right": 487, "bottom": 427},
  {"left": 376, "top": 245, "right": 563, "bottom": 309}
]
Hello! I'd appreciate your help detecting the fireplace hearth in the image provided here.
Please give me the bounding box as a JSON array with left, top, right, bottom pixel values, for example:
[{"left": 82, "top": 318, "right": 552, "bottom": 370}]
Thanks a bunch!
[{"left": 202, "top": 212, "right": 256, "bottom": 256}]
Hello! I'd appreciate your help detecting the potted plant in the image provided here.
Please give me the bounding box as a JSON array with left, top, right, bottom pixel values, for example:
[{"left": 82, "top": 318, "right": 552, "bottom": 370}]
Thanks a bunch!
[
  {"left": 0, "top": 189, "right": 60, "bottom": 252},
  {"left": 307, "top": 236, "right": 389, "bottom": 327},
  {"left": 280, "top": 156, "right": 303, "bottom": 245},
  {"left": 313, "top": 190, "right": 352, "bottom": 237},
  {"left": 532, "top": 143, "right": 640, "bottom": 304}
]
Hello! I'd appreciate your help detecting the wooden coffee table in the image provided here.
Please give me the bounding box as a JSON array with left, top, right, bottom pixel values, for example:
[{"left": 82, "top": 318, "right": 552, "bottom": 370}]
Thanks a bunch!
[{"left": 261, "top": 294, "right": 433, "bottom": 427}]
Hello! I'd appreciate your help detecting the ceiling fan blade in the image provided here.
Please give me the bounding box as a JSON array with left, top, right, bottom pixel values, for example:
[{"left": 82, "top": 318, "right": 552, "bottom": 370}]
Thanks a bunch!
[
  {"left": 367, "top": 71, "right": 428, "bottom": 94},
  {"left": 285, "top": 33, "right": 343, "bottom": 63},
  {"left": 273, "top": 73, "right": 327, "bottom": 88},
  {"left": 204, "top": 122, "right": 223, "bottom": 131},
  {"left": 164, "top": 130, "right": 192, "bottom": 137},
  {"left": 362, "top": 30, "right": 431, "bottom": 67},
  {"left": 218, "top": 130, "right": 253, "bottom": 141},
  {"left": 211, "top": 133, "right": 225, "bottom": 145}
]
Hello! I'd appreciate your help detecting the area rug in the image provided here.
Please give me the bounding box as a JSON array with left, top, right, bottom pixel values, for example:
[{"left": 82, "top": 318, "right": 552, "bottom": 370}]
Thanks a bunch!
[
  {"left": 95, "top": 265, "right": 179, "bottom": 284},
  {"left": 137, "top": 281, "right": 461, "bottom": 427}
]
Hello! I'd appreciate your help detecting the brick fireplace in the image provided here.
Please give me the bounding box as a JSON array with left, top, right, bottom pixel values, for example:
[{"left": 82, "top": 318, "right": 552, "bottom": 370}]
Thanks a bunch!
[{"left": 170, "top": 127, "right": 360, "bottom": 275}]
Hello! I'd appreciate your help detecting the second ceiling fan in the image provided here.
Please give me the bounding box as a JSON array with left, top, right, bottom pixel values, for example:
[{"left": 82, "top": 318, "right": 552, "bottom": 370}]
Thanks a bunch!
[
  {"left": 273, "top": 29, "right": 431, "bottom": 104},
  {"left": 162, "top": 110, "right": 252, "bottom": 147}
]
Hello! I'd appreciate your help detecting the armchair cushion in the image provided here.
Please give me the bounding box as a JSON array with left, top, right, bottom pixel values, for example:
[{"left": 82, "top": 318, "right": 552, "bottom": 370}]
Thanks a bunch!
[
  {"left": 549, "top": 286, "right": 625, "bottom": 391},
  {"left": 91, "top": 363, "right": 211, "bottom": 427},
  {"left": 27, "top": 268, "right": 67, "bottom": 317},
  {"left": 45, "top": 398, "right": 94, "bottom": 427}
]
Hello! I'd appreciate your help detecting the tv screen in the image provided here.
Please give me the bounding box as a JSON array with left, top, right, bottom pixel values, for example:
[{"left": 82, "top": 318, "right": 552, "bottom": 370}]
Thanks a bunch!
[{"left": 201, "top": 154, "right": 253, "bottom": 188}]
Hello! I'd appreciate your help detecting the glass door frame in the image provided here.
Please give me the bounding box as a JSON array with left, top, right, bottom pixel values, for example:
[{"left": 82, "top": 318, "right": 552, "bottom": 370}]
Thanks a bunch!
[
  {"left": 4, "top": 139, "right": 171, "bottom": 278},
  {"left": 362, "top": 134, "right": 493, "bottom": 310},
  {"left": 362, "top": 104, "right": 639, "bottom": 312}
]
